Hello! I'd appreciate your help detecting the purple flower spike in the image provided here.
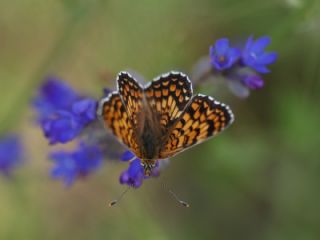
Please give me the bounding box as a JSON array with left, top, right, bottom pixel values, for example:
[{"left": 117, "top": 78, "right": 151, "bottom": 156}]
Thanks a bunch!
[
  {"left": 242, "top": 36, "right": 278, "bottom": 73},
  {"left": 71, "top": 98, "right": 97, "bottom": 125},
  {"left": 0, "top": 135, "right": 23, "bottom": 176},
  {"left": 42, "top": 111, "right": 82, "bottom": 144},
  {"left": 33, "top": 77, "right": 78, "bottom": 120},
  {"left": 210, "top": 38, "right": 240, "bottom": 71},
  {"left": 33, "top": 77, "right": 98, "bottom": 144},
  {"left": 50, "top": 142, "right": 103, "bottom": 187}
]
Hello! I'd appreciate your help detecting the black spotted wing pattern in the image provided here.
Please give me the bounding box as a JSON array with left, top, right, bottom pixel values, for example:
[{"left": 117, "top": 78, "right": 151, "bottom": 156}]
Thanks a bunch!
[
  {"left": 159, "top": 94, "right": 234, "bottom": 158},
  {"left": 117, "top": 72, "right": 144, "bottom": 126},
  {"left": 98, "top": 92, "right": 141, "bottom": 157},
  {"left": 144, "top": 72, "right": 193, "bottom": 129}
]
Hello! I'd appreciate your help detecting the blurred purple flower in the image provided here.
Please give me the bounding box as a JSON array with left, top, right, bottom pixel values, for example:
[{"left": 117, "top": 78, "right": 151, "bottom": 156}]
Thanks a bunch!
[
  {"left": 242, "top": 36, "right": 278, "bottom": 73},
  {"left": 33, "top": 77, "right": 78, "bottom": 120},
  {"left": 242, "top": 74, "right": 264, "bottom": 89},
  {"left": 71, "top": 98, "right": 97, "bottom": 125},
  {"left": 50, "top": 142, "right": 103, "bottom": 186},
  {"left": 103, "top": 88, "right": 112, "bottom": 97},
  {"left": 0, "top": 135, "right": 23, "bottom": 176},
  {"left": 225, "top": 67, "right": 266, "bottom": 98},
  {"left": 33, "top": 77, "right": 98, "bottom": 144},
  {"left": 210, "top": 38, "right": 240, "bottom": 71},
  {"left": 42, "top": 111, "right": 83, "bottom": 144},
  {"left": 120, "top": 150, "right": 136, "bottom": 162}
]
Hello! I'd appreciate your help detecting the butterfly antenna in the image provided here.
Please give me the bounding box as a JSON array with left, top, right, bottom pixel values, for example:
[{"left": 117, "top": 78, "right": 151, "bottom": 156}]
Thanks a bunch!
[
  {"left": 161, "top": 182, "right": 190, "bottom": 208},
  {"left": 108, "top": 186, "right": 131, "bottom": 207}
]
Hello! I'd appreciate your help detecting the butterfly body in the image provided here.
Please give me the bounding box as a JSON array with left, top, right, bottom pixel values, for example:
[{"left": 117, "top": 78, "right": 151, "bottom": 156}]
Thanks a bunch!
[
  {"left": 136, "top": 104, "right": 163, "bottom": 160},
  {"left": 97, "top": 71, "right": 234, "bottom": 176}
]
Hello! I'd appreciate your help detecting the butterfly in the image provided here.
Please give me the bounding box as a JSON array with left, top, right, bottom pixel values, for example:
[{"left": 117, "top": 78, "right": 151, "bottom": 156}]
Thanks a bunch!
[{"left": 97, "top": 71, "right": 234, "bottom": 176}]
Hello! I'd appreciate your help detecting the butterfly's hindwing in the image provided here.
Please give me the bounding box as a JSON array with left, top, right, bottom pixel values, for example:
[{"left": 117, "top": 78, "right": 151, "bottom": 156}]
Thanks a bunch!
[
  {"left": 144, "top": 72, "right": 193, "bottom": 131},
  {"left": 159, "top": 94, "right": 234, "bottom": 158},
  {"left": 99, "top": 92, "right": 141, "bottom": 157},
  {"left": 117, "top": 72, "right": 144, "bottom": 126}
]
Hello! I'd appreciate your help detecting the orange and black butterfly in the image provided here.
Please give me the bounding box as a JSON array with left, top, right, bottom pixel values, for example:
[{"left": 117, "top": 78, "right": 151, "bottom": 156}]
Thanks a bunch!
[{"left": 97, "top": 71, "right": 234, "bottom": 176}]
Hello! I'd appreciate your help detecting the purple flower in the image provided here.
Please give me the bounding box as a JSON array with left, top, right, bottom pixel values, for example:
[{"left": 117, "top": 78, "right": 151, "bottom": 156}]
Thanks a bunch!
[
  {"left": 242, "top": 36, "right": 278, "bottom": 73},
  {"left": 225, "top": 67, "right": 265, "bottom": 98},
  {"left": 41, "top": 111, "right": 83, "bottom": 144},
  {"left": 50, "top": 142, "right": 103, "bottom": 186},
  {"left": 0, "top": 135, "right": 23, "bottom": 176},
  {"left": 33, "top": 77, "right": 78, "bottom": 120},
  {"left": 119, "top": 151, "right": 161, "bottom": 188},
  {"left": 71, "top": 98, "right": 97, "bottom": 125},
  {"left": 210, "top": 38, "right": 240, "bottom": 71},
  {"left": 33, "top": 77, "right": 98, "bottom": 144},
  {"left": 120, "top": 150, "right": 136, "bottom": 162},
  {"left": 103, "top": 88, "right": 112, "bottom": 97},
  {"left": 242, "top": 74, "right": 264, "bottom": 89},
  {"left": 119, "top": 159, "right": 144, "bottom": 188},
  {"left": 194, "top": 35, "right": 278, "bottom": 98}
]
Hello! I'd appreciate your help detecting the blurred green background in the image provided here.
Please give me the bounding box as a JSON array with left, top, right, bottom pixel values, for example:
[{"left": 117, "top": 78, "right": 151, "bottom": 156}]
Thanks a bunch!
[{"left": 0, "top": 0, "right": 320, "bottom": 239}]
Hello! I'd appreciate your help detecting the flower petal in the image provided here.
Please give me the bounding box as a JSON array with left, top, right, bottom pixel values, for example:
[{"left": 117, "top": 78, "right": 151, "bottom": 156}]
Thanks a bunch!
[
  {"left": 256, "top": 52, "right": 278, "bottom": 65},
  {"left": 49, "top": 142, "right": 103, "bottom": 187},
  {"left": 119, "top": 171, "right": 130, "bottom": 184},
  {"left": 241, "top": 35, "right": 277, "bottom": 73},
  {"left": 0, "top": 135, "right": 23, "bottom": 175},
  {"left": 33, "top": 77, "right": 79, "bottom": 120},
  {"left": 72, "top": 98, "right": 97, "bottom": 124},
  {"left": 210, "top": 38, "right": 240, "bottom": 71},
  {"left": 227, "top": 47, "right": 241, "bottom": 62},
  {"left": 41, "top": 109, "right": 89, "bottom": 144},
  {"left": 253, "top": 65, "right": 271, "bottom": 73},
  {"left": 214, "top": 38, "right": 230, "bottom": 55},
  {"left": 251, "top": 36, "right": 271, "bottom": 54},
  {"left": 244, "top": 35, "right": 254, "bottom": 51},
  {"left": 121, "top": 151, "right": 136, "bottom": 161},
  {"left": 243, "top": 75, "right": 264, "bottom": 89},
  {"left": 128, "top": 159, "right": 143, "bottom": 177}
]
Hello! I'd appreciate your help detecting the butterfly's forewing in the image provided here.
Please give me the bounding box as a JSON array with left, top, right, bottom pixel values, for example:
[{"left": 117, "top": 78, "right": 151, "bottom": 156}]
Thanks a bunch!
[
  {"left": 159, "top": 94, "right": 234, "bottom": 158},
  {"left": 98, "top": 92, "right": 141, "bottom": 157},
  {"left": 144, "top": 72, "right": 193, "bottom": 130},
  {"left": 117, "top": 72, "right": 144, "bottom": 126}
]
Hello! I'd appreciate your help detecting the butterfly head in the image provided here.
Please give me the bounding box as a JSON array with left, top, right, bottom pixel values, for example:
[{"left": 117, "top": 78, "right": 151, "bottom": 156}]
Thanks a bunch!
[{"left": 141, "top": 160, "right": 157, "bottom": 177}]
